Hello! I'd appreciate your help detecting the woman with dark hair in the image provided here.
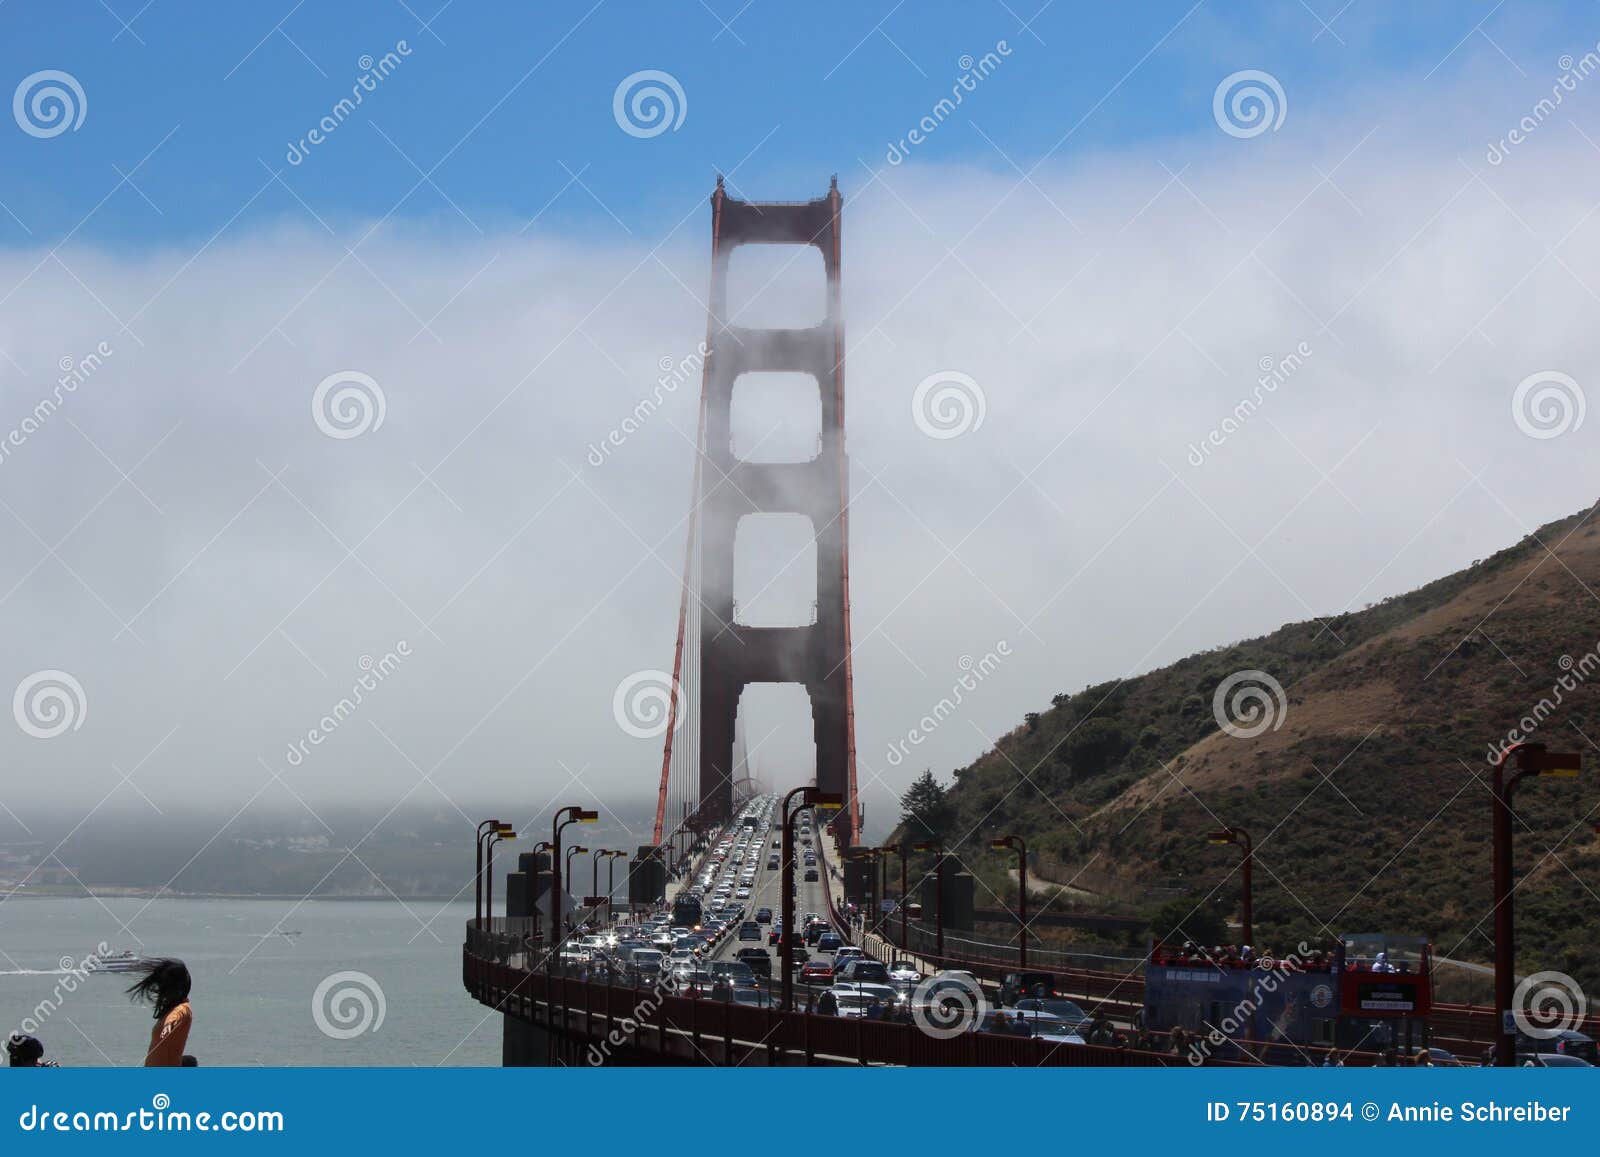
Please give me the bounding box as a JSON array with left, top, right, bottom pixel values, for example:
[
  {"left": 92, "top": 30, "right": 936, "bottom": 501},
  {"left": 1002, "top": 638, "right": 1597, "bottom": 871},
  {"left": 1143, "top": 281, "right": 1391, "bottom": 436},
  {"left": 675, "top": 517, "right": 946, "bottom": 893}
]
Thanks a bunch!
[{"left": 125, "top": 958, "right": 192, "bottom": 1066}]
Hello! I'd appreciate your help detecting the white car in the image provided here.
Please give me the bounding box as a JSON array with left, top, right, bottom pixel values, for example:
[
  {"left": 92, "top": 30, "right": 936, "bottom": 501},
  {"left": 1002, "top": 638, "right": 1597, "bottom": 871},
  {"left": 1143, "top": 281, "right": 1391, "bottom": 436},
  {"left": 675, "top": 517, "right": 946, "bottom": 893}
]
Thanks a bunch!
[{"left": 887, "top": 960, "right": 921, "bottom": 984}]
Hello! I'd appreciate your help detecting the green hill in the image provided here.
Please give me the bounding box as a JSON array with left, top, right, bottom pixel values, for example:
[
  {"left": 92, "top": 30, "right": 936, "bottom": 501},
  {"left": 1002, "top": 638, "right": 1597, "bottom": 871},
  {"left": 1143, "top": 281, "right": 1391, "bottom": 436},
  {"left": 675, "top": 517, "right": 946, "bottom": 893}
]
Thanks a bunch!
[{"left": 933, "top": 501, "right": 1600, "bottom": 990}]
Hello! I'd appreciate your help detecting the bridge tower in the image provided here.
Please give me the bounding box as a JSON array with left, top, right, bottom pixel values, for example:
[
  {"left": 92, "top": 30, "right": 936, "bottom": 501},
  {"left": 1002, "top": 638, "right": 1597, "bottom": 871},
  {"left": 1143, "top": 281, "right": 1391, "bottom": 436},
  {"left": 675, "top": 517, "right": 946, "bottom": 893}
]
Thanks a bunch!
[{"left": 681, "top": 177, "right": 859, "bottom": 846}]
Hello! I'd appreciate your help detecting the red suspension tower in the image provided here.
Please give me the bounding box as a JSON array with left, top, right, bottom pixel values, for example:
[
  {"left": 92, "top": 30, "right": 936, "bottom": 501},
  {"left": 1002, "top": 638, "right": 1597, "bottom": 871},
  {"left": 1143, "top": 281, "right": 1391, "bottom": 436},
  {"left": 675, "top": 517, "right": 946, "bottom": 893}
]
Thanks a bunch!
[{"left": 651, "top": 177, "right": 860, "bottom": 850}]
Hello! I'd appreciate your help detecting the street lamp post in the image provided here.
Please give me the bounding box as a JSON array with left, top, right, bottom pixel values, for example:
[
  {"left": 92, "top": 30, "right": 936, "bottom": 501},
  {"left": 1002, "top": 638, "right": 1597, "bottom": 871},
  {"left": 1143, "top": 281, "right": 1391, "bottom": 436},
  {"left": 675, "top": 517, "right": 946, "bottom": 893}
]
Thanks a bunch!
[
  {"left": 551, "top": 806, "right": 598, "bottom": 952},
  {"left": 590, "top": 848, "right": 612, "bottom": 927},
  {"left": 781, "top": 786, "right": 843, "bottom": 1013},
  {"left": 878, "top": 844, "right": 908, "bottom": 950},
  {"left": 991, "top": 836, "right": 1027, "bottom": 970},
  {"left": 605, "top": 850, "right": 627, "bottom": 924},
  {"left": 1205, "top": 828, "right": 1253, "bottom": 947},
  {"left": 566, "top": 843, "right": 588, "bottom": 926},
  {"left": 483, "top": 826, "right": 517, "bottom": 933},
  {"left": 912, "top": 842, "right": 945, "bottom": 960},
  {"left": 1489, "top": 742, "right": 1580, "bottom": 1066},
  {"left": 846, "top": 849, "right": 879, "bottom": 941},
  {"left": 474, "top": 819, "right": 504, "bottom": 929}
]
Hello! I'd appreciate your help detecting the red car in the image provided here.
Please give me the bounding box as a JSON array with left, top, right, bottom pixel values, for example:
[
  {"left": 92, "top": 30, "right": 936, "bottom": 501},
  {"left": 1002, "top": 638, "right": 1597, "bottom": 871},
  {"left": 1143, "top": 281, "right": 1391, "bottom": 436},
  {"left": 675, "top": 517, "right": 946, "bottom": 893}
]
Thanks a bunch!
[{"left": 799, "top": 961, "right": 834, "bottom": 984}]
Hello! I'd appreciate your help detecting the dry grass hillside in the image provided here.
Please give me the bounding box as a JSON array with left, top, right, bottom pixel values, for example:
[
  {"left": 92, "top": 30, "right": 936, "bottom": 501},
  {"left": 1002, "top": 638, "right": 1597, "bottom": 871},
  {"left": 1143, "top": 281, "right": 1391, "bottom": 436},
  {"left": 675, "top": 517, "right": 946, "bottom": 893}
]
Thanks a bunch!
[{"left": 941, "top": 501, "right": 1600, "bottom": 987}]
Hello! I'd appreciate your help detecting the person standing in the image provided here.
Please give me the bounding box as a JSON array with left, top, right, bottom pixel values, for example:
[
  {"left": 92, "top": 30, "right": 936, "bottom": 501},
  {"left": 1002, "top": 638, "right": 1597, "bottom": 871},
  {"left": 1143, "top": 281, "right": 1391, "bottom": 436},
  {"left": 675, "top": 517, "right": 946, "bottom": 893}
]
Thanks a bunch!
[{"left": 126, "top": 958, "right": 193, "bottom": 1067}]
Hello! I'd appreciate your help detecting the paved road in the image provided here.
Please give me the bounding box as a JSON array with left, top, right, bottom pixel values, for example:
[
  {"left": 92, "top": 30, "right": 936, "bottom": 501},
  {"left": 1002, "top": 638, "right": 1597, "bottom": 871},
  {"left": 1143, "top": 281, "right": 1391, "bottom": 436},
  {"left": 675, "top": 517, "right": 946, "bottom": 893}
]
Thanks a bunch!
[{"left": 706, "top": 821, "right": 829, "bottom": 976}]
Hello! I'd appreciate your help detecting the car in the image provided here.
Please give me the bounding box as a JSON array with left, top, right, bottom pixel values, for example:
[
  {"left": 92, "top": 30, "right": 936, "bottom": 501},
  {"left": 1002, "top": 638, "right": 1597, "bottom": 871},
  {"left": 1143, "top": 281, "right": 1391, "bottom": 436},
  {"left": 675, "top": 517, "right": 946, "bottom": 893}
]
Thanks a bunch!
[
  {"left": 799, "top": 960, "right": 835, "bottom": 984},
  {"left": 1516, "top": 1029, "right": 1598, "bottom": 1062},
  {"left": 804, "top": 869, "right": 819, "bottom": 882},
  {"left": 1006, "top": 1009, "right": 1086, "bottom": 1043},
  {"left": 804, "top": 924, "right": 827, "bottom": 946},
  {"left": 817, "top": 931, "right": 842, "bottom": 952},
  {"left": 738, "top": 921, "right": 762, "bottom": 941},
  {"left": 731, "top": 986, "right": 775, "bottom": 1009},
  {"left": 835, "top": 959, "right": 890, "bottom": 985},
  {"left": 833, "top": 946, "right": 865, "bottom": 964},
  {"left": 767, "top": 856, "right": 779, "bottom": 870},
  {"left": 755, "top": 907, "right": 772, "bottom": 924},
  {"left": 709, "top": 960, "right": 757, "bottom": 987},
  {"left": 887, "top": 960, "right": 921, "bottom": 984},
  {"left": 735, "top": 948, "right": 772, "bottom": 978},
  {"left": 768, "top": 928, "right": 782, "bottom": 946},
  {"left": 1012, "top": 997, "right": 1091, "bottom": 1033},
  {"left": 1000, "top": 971, "right": 1058, "bottom": 1006},
  {"left": 1520, "top": 1053, "right": 1593, "bottom": 1067}
]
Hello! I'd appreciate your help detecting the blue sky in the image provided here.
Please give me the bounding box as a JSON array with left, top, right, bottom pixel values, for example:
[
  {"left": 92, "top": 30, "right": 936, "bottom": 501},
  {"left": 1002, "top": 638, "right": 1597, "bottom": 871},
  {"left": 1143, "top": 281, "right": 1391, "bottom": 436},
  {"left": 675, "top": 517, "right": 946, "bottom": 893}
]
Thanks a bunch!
[
  {"left": 1, "top": 2, "right": 1598, "bottom": 815},
  {"left": 0, "top": 1, "right": 1586, "bottom": 246}
]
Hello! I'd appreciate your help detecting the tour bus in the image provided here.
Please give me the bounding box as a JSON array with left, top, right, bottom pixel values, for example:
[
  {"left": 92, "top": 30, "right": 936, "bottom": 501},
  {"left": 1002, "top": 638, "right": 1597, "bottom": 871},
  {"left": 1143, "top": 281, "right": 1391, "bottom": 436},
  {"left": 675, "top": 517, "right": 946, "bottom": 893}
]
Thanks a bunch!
[{"left": 1141, "top": 932, "right": 1432, "bottom": 1063}]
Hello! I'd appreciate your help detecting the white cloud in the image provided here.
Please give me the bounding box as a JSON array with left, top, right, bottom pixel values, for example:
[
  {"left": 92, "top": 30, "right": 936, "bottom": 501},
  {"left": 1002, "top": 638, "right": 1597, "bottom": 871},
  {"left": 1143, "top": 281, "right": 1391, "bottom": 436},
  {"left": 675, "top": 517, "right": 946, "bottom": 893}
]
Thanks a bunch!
[{"left": 1, "top": 72, "right": 1597, "bottom": 835}]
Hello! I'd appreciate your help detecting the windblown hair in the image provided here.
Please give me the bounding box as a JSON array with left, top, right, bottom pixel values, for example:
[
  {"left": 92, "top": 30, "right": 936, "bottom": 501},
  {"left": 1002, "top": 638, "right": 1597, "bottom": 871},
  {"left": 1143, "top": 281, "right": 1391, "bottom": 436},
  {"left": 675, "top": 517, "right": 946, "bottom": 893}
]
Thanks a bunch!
[{"left": 125, "top": 958, "right": 191, "bottom": 1021}]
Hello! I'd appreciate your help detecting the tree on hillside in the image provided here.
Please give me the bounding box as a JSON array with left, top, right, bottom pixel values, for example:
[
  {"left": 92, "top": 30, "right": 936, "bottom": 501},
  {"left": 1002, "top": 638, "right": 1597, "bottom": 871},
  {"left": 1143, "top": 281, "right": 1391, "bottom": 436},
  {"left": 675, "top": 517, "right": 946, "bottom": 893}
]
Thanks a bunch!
[
  {"left": 1152, "top": 897, "right": 1228, "bottom": 948},
  {"left": 900, "top": 770, "right": 956, "bottom": 843}
]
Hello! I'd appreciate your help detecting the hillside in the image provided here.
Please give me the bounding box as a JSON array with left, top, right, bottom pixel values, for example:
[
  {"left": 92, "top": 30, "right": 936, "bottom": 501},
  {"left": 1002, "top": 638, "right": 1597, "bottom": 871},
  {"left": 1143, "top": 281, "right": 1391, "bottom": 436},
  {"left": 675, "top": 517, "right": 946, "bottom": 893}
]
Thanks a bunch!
[{"left": 937, "top": 501, "right": 1600, "bottom": 988}]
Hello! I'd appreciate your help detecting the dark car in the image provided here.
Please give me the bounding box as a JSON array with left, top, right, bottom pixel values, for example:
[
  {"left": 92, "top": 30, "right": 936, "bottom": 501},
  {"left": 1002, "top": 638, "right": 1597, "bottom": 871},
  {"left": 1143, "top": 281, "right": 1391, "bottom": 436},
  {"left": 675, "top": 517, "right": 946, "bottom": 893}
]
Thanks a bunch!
[
  {"left": 735, "top": 948, "right": 772, "bottom": 978},
  {"left": 755, "top": 907, "right": 772, "bottom": 924},
  {"left": 709, "top": 960, "right": 757, "bottom": 987},
  {"left": 835, "top": 959, "right": 889, "bottom": 985},
  {"left": 804, "top": 868, "right": 819, "bottom": 882},
  {"left": 1516, "top": 1029, "right": 1597, "bottom": 1062},
  {"left": 1000, "top": 971, "right": 1057, "bottom": 1006},
  {"left": 817, "top": 931, "right": 842, "bottom": 952},
  {"left": 1520, "top": 1053, "right": 1594, "bottom": 1067},
  {"left": 767, "top": 927, "right": 782, "bottom": 946},
  {"left": 1012, "top": 996, "right": 1091, "bottom": 1033},
  {"left": 804, "top": 924, "right": 827, "bottom": 946},
  {"left": 738, "top": 921, "right": 762, "bottom": 941}
]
